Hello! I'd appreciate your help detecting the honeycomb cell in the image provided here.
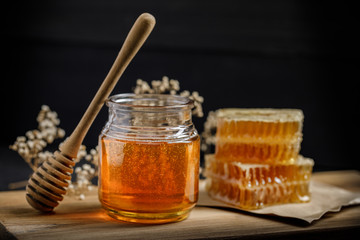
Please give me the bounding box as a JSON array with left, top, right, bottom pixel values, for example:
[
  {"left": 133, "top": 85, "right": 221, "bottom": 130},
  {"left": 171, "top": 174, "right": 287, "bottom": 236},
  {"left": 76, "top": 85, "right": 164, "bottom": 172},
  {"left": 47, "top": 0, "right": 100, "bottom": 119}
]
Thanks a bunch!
[
  {"left": 204, "top": 154, "right": 314, "bottom": 210},
  {"left": 215, "top": 108, "right": 303, "bottom": 164}
]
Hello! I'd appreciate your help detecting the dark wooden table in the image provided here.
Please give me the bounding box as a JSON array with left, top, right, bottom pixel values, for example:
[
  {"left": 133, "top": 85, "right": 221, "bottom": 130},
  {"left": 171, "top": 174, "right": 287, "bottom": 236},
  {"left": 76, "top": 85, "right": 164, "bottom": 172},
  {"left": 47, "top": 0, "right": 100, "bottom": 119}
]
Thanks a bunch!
[{"left": 1, "top": 171, "right": 360, "bottom": 240}]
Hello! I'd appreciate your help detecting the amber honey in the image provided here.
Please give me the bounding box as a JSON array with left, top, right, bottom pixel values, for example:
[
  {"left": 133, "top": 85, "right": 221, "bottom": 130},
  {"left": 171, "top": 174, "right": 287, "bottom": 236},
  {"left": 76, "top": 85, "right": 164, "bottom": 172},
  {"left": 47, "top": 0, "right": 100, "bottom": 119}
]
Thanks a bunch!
[
  {"left": 215, "top": 109, "right": 303, "bottom": 164},
  {"left": 99, "top": 135, "right": 200, "bottom": 223},
  {"left": 204, "top": 154, "right": 313, "bottom": 210}
]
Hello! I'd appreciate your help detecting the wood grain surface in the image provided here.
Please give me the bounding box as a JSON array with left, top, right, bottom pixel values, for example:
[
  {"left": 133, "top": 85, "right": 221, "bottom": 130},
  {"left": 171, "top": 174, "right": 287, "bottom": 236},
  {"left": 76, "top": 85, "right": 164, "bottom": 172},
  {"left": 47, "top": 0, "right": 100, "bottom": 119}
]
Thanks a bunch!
[{"left": 1, "top": 171, "right": 360, "bottom": 240}]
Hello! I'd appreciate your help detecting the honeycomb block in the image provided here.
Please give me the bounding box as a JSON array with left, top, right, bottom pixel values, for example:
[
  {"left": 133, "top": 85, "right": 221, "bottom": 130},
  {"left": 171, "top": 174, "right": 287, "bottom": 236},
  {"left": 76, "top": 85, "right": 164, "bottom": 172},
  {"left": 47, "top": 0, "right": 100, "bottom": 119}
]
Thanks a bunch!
[
  {"left": 215, "top": 108, "right": 304, "bottom": 164},
  {"left": 204, "top": 154, "right": 314, "bottom": 210}
]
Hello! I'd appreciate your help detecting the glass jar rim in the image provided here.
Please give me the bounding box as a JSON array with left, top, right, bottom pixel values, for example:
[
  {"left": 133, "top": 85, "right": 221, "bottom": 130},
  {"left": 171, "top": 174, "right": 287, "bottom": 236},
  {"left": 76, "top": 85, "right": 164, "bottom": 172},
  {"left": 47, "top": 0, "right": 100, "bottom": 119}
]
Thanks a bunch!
[{"left": 106, "top": 93, "right": 194, "bottom": 110}]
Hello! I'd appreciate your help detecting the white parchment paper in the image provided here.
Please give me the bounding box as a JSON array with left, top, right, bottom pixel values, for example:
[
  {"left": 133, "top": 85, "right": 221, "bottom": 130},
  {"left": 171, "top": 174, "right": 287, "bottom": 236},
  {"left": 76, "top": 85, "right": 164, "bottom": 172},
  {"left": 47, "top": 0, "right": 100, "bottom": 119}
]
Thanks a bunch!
[{"left": 197, "top": 179, "right": 360, "bottom": 223}]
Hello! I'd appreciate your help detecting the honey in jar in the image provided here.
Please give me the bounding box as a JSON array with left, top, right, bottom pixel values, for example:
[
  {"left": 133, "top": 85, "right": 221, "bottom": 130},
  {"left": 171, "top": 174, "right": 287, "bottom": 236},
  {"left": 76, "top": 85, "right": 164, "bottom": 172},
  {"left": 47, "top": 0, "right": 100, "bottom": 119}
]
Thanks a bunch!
[{"left": 98, "top": 94, "right": 200, "bottom": 224}]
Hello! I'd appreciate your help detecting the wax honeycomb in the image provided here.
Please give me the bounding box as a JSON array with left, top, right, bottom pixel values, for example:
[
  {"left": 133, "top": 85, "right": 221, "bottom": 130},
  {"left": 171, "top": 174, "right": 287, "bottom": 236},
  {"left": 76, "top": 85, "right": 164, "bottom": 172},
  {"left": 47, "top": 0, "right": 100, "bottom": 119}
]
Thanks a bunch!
[
  {"left": 215, "top": 108, "right": 304, "bottom": 164},
  {"left": 204, "top": 154, "right": 314, "bottom": 210}
]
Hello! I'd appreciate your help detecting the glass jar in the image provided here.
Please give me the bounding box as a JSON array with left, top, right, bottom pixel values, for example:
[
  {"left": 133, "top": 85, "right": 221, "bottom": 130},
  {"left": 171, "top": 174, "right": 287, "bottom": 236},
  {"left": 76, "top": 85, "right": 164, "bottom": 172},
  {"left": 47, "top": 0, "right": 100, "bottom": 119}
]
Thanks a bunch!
[{"left": 98, "top": 93, "right": 200, "bottom": 224}]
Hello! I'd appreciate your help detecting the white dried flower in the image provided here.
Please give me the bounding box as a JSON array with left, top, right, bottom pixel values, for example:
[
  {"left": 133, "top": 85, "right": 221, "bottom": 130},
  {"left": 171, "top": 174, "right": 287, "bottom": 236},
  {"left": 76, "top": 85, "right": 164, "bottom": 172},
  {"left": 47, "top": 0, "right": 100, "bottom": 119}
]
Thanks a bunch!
[
  {"left": 38, "top": 152, "right": 47, "bottom": 161},
  {"left": 18, "top": 142, "right": 27, "bottom": 149},
  {"left": 9, "top": 145, "right": 17, "bottom": 151},
  {"left": 83, "top": 164, "right": 91, "bottom": 170},
  {"left": 41, "top": 105, "right": 50, "bottom": 111},
  {"left": 39, "top": 140, "right": 47, "bottom": 147},
  {"left": 46, "top": 135, "right": 54, "bottom": 144},
  {"left": 18, "top": 148, "right": 25, "bottom": 155},
  {"left": 57, "top": 129, "right": 65, "bottom": 138},
  {"left": 134, "top": 79, "right": 152, "bottom": 94},
  {"left": 169, "top": 79, "right": 180, "bottom": 92},
  {"left": 90, "top": 149, "right": 97, "bottom": 155},
  {"left": 27, "top": 141, "right": 34, "bottom": 149},
  {"left": 201, "top": 110, "right": 218, "bottom": 153},
  {"left": 192, "top": 91, "right": 204, "bottom": 103},
  {"left": 39, "top": 119, "right": 52, "bottom": 129},
  {"left": 26, "top": 131, "right": 35, "bottom": 140},
  {"left": 78, "top": 194, "right": 85, "bottom": 200},
  {"left": 133, "top": 76, "right": 204, "bottom": 118},
  {"left": 77, "top": 180, "right": 83, "bottom": 188},
  {"left": 180, "top": 90, "right": 190, "bottom": 97},
  {"left": 17, "top": 136, "right": 26, "bottom": 142},
  {"left": 34, "top": 131, "right": 43, "bottom": 139},
  {"left": 34, "top": 143, "right": 43, "bottom": 151}
]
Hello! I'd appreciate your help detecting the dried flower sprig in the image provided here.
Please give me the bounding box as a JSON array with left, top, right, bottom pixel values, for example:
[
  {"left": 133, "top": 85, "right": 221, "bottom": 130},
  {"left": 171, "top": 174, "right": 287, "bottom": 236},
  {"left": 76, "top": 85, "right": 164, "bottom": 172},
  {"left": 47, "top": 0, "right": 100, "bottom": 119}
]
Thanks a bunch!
[
  {"left": 200, "top": 110, "right": 217, "bottom": 153},
  {"left": 133, "top": 76, "right": 180, "bottom": 95},
  {"left": 9, "top": 106, "right": 99, "bottom": 200},
  {"left": 180, "top": 90, "right": 204, "bottom": 118},
  {"left": 133, "top": 76, "right": 204, "bottom": 117},
  {"left": 9, "top": 105, "right": 65, "bottom": 172},
  {"left": 66, "top": 145, "right": 99, "bottom": 200}
]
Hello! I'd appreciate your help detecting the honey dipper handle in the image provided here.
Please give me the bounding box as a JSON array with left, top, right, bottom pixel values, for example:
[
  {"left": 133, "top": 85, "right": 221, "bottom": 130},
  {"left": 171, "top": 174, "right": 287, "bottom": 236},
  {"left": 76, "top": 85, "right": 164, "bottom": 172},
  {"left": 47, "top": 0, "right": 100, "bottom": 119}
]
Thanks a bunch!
[{"left": 60, "top": 13, "right": 156, "bottom": 158}]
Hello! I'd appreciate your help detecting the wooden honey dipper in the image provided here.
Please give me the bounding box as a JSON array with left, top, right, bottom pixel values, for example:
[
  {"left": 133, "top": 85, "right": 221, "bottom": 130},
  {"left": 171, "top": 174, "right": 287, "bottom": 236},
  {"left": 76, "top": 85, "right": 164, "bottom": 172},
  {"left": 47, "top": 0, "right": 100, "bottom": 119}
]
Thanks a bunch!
[{"left": 25, "top": 13, "right": 156, "bottom": 212}]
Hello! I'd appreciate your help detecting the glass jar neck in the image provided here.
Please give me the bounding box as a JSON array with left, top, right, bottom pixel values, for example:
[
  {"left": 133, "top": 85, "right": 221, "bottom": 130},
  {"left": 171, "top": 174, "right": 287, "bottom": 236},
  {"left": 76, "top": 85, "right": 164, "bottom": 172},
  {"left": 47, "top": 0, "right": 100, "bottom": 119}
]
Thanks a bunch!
[{"left": 102, "top": 94, "right": 197, "bottom": 142}]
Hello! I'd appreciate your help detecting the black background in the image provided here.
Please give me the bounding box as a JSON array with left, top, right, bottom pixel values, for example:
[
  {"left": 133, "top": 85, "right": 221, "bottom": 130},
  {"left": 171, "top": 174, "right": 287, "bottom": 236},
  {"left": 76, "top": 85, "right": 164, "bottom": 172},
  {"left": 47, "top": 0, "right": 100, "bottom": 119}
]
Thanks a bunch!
[{"left": 1, "top": 0, "right": 359, "bottom": 190}]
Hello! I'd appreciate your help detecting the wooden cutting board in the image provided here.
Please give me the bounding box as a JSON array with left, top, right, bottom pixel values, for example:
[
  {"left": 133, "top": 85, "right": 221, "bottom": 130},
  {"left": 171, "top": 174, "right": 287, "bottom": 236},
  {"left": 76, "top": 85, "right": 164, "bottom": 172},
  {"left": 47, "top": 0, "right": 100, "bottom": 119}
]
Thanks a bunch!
[{"left": 1, "top": 171, "right": 360, "bottom": 240}]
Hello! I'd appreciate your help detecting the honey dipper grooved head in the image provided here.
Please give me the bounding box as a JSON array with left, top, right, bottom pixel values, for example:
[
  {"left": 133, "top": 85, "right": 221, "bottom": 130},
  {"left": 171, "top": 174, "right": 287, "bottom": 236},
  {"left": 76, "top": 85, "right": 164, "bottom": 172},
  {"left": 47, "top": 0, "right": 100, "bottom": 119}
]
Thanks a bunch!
[{"left": 25, "top": 151, "right": 75, "bottom": 212}]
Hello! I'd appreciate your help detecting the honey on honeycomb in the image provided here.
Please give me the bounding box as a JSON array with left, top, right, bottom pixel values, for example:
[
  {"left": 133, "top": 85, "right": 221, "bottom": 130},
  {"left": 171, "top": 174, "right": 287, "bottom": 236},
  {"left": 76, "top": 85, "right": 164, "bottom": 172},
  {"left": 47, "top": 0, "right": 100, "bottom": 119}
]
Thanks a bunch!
[
  {"left": 215, "top": 108, "right": 304, "bottom": 164},
  {"left": 204, "top": 154, "right": 314, "bottom": 210}
]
